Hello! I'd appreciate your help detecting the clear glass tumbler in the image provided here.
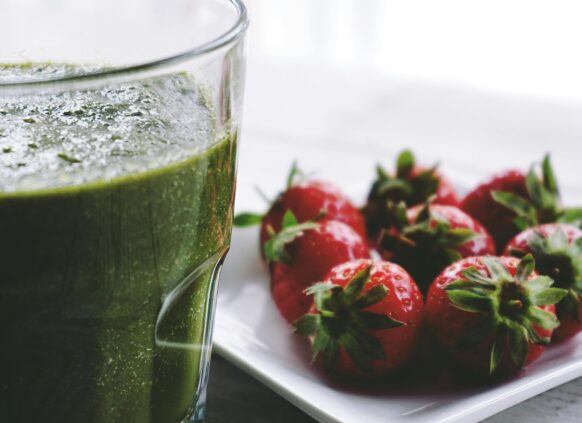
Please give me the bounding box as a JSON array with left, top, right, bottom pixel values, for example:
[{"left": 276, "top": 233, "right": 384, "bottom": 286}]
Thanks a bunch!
[{"left": 0, "top": 1, "right": 248, "bottom": 422}]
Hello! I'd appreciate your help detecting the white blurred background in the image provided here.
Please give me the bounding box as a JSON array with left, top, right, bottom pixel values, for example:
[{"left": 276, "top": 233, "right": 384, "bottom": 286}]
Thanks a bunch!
[
  {"left": 245, "top": 0, "right": 582, "bottom": 100},
  {"left": 236, "top": 0, "right": 582, "bottom": 211}
]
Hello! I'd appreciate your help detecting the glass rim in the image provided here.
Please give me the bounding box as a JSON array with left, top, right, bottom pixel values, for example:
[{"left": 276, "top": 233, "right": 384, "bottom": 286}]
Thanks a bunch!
[{"left": 0, "top": 0, "right": 249, "bottom": 91}]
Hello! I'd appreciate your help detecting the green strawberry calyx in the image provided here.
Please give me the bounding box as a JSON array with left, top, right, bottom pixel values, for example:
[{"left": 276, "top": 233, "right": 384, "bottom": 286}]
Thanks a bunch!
[
  {"left": 509, "top": 227, "right": 582, "bottom": 322},
  {"left": 378, "top": 200, "right": 477, "bottom": 290},
  {"left": 292, "top": 265, "right": 404, "bottom": 373},
  {"left": 363, "top": 149, "right": 441, "bottom": 236},
  {"left": 492, "top": 154, "right": 582, "bottom": 231},
  {"left": 380, "top": 200, "right": 477, "bottom": 261},
  {"left": 444, "top": 255, "right": 567, "bottom": 374},
  {"left": 263, "top": 209, "right": 323, "bottom": 264},
  {"left": 376, "top": 150, "right": 440, "bottom": 205},
  {"left": 233, "top": 161, "right": 307, "bottom": 228},
  {"left": 233, "top": 211, "right": 264, "bottom": 227}
]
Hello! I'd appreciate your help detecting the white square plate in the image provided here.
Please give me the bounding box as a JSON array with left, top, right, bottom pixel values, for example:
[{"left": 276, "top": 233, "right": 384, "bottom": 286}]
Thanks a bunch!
[{"left": 213, "top": 74, "right": 582, "bottom": 422}]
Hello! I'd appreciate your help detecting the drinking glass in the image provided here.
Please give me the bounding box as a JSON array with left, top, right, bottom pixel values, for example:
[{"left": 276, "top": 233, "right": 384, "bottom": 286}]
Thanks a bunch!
[{"left": 0, "top": 1, "right": 248, "bottom": 422}]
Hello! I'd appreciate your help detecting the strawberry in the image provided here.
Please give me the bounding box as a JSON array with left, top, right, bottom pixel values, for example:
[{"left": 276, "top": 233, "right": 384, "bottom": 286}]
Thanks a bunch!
[
  {"left": 462, "top": 155, "right": 582, "bottom": 250},
  {"left": 234, "top": 162, "right": 367, "bottom": 255},
  {"left": 362, "top": 150, "right": 459, "bottom": 239},
  {"left": 425, "top": 255, "right": 566, "bottom": 378},
  {"left": 504, "top": 223, "right": 582, "bottom": 342},
  {"left": 377, "top": 202, "right": 496, "bottom": 293},
  {"left": 266, "top": 213, "right": 370, "bottom": 324},
  {"left": 460, "top": 169, "right": 529, "bottom": 250},
  {"left": 293, "top": 259, "right": 424, "bottom": 378}
]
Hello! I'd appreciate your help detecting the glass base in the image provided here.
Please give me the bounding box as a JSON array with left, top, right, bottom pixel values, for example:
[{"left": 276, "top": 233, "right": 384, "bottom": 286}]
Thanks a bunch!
[
  {"left": 181, "top": 252, "right": 225, "bottom": 423},
  {"left": 183, "top": 397, "right": 206, "bottom": 423},
  {"left": 183, "top": 351, "right": 210, "bottom": 423}
]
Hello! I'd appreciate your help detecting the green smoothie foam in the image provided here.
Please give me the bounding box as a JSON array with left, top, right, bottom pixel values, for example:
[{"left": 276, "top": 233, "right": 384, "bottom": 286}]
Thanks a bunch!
[{"left": 0, "top": 64, "right": 237, "bottom": 423}]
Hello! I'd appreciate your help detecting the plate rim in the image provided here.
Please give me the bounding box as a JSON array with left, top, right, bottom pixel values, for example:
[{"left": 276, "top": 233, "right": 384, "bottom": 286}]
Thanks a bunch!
[{"left": 214, "top": 331, "right": 582, "bottom": 423}]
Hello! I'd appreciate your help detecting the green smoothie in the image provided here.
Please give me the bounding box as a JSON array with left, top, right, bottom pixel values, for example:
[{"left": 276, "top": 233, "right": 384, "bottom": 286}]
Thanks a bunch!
[{"left": 0, "top": 64, "right": 237, "bottom": 423}]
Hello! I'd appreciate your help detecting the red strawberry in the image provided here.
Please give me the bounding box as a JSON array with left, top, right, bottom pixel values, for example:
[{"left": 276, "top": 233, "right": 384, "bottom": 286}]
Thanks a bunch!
[
  {"left": 363, "top": 150, "right": 459, "bottom": 240},
  {"left": 504, "top": 223, "right": 582, "bottom": 342},
  {"left": 266, "top": 214, "right": 370, "bottom": 324},
  {"left": 234, "top": 163, "right": 367, "bottom": 256},
  {"left": 259, "top": 179, "right": 366, "bottom": 247},
  {"left": 378, "top": 202, "right": 496, "bottom": 292},
  {"left": 461, "top": 169, "right": 528, "bottom": 249},
  {"left": 293, "top": 259, "right": 424, "bottom": 378},
  {"left": 425, "top": 255, "right": 566, "bottom": 378},
  {"left": 462, "top": 155, "right": 582, "bottom": 250}
]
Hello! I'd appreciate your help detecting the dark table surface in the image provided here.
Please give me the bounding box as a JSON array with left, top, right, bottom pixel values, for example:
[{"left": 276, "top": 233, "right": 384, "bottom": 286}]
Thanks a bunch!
[
  {"left": 204, "top": 353, "right": 582, "bottom": 423},
  {"left": 206, "top": 354, "right": 315, "bottom": 423}
]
